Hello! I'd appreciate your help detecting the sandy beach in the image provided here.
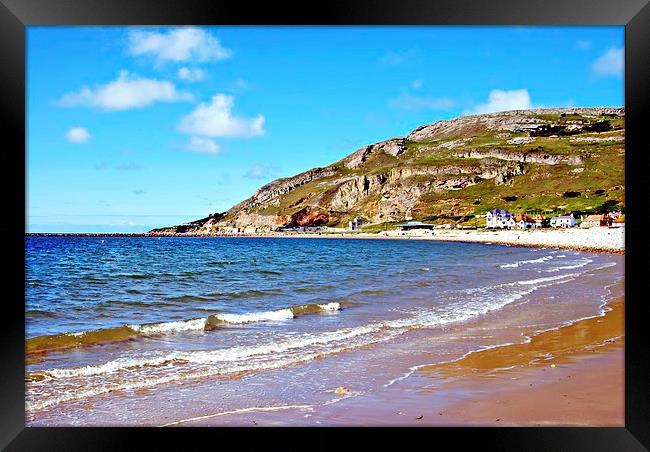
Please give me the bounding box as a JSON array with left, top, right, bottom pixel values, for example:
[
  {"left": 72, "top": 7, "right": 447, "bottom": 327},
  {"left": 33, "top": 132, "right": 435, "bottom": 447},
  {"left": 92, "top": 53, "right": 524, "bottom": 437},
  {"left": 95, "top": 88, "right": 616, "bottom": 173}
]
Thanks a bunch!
[{"left": 170, "top": 295, "right": 624, "bottom": 427}]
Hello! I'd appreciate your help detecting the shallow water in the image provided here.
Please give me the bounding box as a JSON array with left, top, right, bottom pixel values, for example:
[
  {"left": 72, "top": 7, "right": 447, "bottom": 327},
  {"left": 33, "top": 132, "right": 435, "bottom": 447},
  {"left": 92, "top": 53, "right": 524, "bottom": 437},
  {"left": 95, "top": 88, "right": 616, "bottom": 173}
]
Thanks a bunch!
[{"left": 25, "top": 236, "right": 624, "bottom": 425}]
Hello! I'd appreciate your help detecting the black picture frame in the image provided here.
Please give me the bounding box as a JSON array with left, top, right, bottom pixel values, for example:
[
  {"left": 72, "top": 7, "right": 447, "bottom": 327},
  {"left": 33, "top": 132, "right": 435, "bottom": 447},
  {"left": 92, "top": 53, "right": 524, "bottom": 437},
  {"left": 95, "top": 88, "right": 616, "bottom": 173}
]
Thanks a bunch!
[{"left": 2, "top": 0, "right": 648, "bottom": 449}]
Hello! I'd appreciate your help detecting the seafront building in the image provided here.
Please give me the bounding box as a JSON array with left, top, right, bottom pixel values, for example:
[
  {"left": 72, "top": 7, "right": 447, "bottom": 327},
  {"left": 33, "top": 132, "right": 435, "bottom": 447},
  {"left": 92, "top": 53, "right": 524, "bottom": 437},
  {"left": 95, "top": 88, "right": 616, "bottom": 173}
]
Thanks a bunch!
[
  {"left": 513, "top": 214, "right": 536, "bottom": 230},
  {"left": 550, "top": 213, "right": 577, "bottom": 228},
  {"left": 485, "top": 209, "right": 515, "bottom": 229},
  {"left": 395, "top": 221, "right": 435, "bottom": 231},
  {"left": 534, "top": 214, "right": 550, "bottom": 228},
  {"left": 581, "top": 214, "right": 607, "bottom": 228}
]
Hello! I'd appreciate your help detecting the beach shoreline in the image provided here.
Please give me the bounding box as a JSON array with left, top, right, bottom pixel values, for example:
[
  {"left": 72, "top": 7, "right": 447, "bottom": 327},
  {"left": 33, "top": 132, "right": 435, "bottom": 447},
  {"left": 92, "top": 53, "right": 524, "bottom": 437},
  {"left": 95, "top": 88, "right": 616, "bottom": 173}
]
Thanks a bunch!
[
  {"left": 170, "top": 227, "right": 625, "bottom": 254},
  {"left": 31, "top": 226, "right": 624, "bottom": 254},
  {"left": 25, "top": 236, "right": 624, "bottom": 427},
  {"left": 170, "top": 295, "right": 624, "bottom": 427}
]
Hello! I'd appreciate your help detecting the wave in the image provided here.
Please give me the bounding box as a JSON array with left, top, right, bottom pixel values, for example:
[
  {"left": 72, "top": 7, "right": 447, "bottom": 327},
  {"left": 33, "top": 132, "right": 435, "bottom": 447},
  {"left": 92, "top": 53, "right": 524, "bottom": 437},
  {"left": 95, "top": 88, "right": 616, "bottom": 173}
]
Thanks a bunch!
[
  {"left": 26, "top": 325, "right": 139, "bottom": 355},
  {"left": 26, "top": 271, "right": 590, "bottom": 410},
  {"left": 254, "top": 269, "right": 283, "bottom": 276},
  {"left": 513, "top": 274, "right": 576, "bottom": 285},
  {"left": 120, "top": 273, "right": 156, "bottom": 280},
  {"left": 81, "top": 276, "right": 107, "bottom": 284},
  {"left": 499, "top": 254, "right": 555, "bottom": 268},
  {"left": 26, "top": 302, "right": 343, "bottom": 355},
  {"left": 26, "top": 309, "right": 58, "bottom": 319},
  {"left": 29, "top": 272, "right": 574, "bottom": 377},
  {"left": 166, "top": 295, "right": 214, "bottom": 303},
  {"left": 545, "top": 258, "right": 592, "bottom": 272}
]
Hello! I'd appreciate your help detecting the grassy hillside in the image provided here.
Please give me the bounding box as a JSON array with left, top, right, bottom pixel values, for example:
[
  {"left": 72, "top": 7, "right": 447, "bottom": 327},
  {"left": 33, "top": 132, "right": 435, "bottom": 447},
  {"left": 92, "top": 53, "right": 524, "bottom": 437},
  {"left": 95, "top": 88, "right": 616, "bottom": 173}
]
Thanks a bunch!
[{"left": 151, "top": 108, "right": 625, "bottom": 233}]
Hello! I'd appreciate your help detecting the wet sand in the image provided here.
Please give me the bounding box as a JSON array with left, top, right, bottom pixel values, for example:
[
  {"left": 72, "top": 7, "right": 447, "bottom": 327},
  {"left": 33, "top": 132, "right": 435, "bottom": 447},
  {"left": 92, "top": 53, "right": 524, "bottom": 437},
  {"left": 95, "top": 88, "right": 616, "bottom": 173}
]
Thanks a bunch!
[{"left": 170, "top": 296, "right": 624, "bottom": 426}]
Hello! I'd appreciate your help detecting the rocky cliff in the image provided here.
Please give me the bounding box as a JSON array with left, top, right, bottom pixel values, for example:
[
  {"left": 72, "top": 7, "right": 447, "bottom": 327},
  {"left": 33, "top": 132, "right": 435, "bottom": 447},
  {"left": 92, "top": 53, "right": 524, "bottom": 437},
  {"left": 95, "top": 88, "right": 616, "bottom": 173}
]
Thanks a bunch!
[{"left": 150, "top": 107, "right": 625, "bottom": 234}]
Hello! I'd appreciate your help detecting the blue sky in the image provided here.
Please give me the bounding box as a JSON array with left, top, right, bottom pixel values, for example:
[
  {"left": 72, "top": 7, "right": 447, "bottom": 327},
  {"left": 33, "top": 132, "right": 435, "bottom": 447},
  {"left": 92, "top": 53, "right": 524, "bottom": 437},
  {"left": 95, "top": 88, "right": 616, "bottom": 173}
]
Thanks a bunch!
[{"left": 27, "top": 26, "right": 624, "bottom": 232}]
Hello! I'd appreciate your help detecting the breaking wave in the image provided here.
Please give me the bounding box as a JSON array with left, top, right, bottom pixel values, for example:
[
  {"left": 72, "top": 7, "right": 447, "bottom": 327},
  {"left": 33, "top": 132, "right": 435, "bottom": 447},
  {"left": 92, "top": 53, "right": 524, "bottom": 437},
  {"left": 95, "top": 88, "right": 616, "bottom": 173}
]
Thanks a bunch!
[
  {"left": 499, "top": 254, "right": 556, "bottom": 268},
  {"left": 26, "top": 302, "right": 343, "bottom": 355}
]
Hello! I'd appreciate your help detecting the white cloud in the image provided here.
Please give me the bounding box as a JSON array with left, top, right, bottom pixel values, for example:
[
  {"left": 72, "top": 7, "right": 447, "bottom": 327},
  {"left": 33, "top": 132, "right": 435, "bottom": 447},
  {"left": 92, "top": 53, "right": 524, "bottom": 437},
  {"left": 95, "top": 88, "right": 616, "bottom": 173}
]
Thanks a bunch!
[
  {"left": 179, "top": 94, "right": 265, "bottom": 138},
  {"left": 66, "top": 127, "right": 91, "bottom": 143},
  {"left": 178, "top": 67, "right": 205, "bottom": 82},
  {"left": 185, "top": 136, "right": 220, "bottom": 154},
  {"left": 410, "top": 80, "right": 423, "bottom": 90},
  {"left": 592, "top": 47, "right": 624, "bottom": 77},
  {"left": 389, "top": 93, "right": 455, "bottom": 111},
  {"left": 468, "top": 89, "right": 533, "bottom": 115},
  {"left": 128, "top": 27, "right": 232, "bottom": 63},
  {"left": 58, "top": 71, "right": 192, "bottom": 110},
  {"left": 576, "top": 40, "right": 592, "bottom": 50}
]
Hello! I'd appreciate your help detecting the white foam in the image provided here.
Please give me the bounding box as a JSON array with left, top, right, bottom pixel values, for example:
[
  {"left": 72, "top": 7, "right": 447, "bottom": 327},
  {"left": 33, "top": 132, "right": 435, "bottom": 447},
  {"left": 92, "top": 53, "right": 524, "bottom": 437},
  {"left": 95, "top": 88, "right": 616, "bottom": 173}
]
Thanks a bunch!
[
  {"left": 162, "top": 404, "right": 314, "bottom": 426},
  {"left": 216, "top": 308, "right": 294, "bottom": 324},
  {"left": 500, "top": 255, "right": 554, "bottom": 268},
  {"left": 384, "top": 364, "right": 426, "bottom": 387},
  {"left": 514, "top": 274, "right": 576, "bottom": 285},
  {"left": 44, "top": 355, "right": 182, "bottom": 379},
  {"left": 318, "top": 302, "right": 341, "bottom": 311},
  {"left": 36, "top": 324, "right": 380, "bottom": 380},
  {"left": 130, "top": 318, "right": 207, "bottom": 334},
  {"left": 545, "top": 258, "right": 592, "bottom": 272},
  {"left": 27, "top": 328, "right": 396, "bottom": 411}
]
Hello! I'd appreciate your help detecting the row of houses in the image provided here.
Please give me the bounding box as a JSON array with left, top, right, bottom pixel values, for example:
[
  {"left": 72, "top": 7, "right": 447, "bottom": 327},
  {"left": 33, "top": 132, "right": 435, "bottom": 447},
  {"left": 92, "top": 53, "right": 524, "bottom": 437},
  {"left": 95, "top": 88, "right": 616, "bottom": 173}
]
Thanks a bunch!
[
  {"left": 580, "top": 212, "right": 625, "bottom": 228},
  {"left": 486, "top": 209, "right": 556, "bottom": 229},
  {"left": 486, "top": 209, "right": 624, "bottom": 229}
]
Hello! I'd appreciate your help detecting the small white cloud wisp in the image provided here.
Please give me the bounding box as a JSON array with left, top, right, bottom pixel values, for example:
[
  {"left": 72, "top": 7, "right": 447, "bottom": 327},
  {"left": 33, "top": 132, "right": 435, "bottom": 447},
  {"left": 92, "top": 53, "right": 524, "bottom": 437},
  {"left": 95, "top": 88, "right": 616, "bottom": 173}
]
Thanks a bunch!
[
  {"left": 468, "top": 89, "right": 533, "bottom": 115},
  {"left": 185, "top": 136, "right": 221, "bottom": 154},
  {"left": 178, "top": 67, "right": 205, "bottom": 82},
  {"left": 65, "top": 127, "right": 91, "bottom": 143},
  {"left": 592, "top": 47, "right": 624, "bottom": 77}
]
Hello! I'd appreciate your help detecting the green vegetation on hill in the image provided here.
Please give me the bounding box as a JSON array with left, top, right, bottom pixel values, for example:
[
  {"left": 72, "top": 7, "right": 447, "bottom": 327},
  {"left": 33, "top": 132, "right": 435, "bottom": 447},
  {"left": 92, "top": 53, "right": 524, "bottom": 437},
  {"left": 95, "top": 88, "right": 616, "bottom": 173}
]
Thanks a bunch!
[{"left": 152, "top": 108, "right": 625, "bottom": 233}]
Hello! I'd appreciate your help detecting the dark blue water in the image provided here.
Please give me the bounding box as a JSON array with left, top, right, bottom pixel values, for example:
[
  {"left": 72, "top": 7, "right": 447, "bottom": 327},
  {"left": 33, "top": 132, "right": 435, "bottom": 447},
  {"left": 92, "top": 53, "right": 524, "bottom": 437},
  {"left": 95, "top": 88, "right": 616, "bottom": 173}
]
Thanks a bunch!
[{"left": 25, "top": 236, "right": 623, "bottom": 423}]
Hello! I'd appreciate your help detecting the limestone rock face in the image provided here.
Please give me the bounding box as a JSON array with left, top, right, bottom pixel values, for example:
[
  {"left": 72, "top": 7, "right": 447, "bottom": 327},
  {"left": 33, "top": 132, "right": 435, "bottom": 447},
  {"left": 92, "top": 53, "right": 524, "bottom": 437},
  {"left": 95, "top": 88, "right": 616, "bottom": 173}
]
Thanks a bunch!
[
  {"left": 330, "top": 175, "right": 387, "bottom": 210},
  {"left": 249, "top": 167, "right": 338, "bottom": 208},
  {"left": 455, "top": 149, "right": 584, "bottom": 166},
  {"left": 345, "top": 138, "right": 407, "bottom": 169}
]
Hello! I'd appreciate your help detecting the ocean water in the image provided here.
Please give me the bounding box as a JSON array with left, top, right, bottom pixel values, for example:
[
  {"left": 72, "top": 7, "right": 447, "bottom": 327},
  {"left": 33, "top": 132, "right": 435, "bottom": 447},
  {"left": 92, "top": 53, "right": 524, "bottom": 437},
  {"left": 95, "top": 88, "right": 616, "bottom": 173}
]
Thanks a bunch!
[{"left": 25, "top": 236, "right": 624, "bottom": 425}]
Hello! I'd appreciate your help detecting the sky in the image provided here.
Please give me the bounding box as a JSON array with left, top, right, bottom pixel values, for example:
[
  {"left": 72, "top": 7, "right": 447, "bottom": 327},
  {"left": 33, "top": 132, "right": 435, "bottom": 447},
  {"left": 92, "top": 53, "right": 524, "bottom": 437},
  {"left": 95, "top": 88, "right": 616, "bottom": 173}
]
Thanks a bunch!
[{"left": 26, "top": 26, "right": 624, "bottom": 232}]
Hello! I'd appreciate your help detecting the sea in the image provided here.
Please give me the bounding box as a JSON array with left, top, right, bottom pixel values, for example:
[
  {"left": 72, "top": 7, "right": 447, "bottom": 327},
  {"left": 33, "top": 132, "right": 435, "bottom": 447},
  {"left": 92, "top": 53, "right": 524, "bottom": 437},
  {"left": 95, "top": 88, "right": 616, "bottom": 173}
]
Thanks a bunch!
[{"left": 25, "top": 236, "right": 624, "bottom": 425}]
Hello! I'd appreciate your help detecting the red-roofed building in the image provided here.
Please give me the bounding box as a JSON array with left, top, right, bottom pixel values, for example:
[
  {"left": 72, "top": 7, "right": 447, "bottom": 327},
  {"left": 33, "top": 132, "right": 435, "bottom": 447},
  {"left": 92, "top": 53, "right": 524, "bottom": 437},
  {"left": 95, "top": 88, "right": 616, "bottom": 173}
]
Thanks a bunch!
[{"left": 514, "top": 214, "right": 536, "bottom": 229}]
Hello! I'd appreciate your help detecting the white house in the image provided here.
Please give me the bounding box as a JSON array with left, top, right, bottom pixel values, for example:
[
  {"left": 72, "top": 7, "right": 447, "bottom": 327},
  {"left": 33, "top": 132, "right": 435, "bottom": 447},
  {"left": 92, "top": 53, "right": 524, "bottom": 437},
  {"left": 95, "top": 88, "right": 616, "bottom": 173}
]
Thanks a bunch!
[
  {"left": 550, "top": 213, "right": 577, "bottom": 228},
  {"left": 486, "top": 209, "right": 515, "bottom": 229}
]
